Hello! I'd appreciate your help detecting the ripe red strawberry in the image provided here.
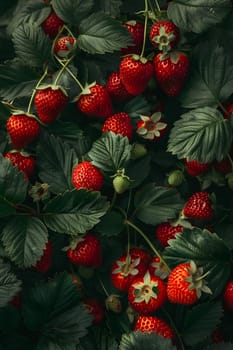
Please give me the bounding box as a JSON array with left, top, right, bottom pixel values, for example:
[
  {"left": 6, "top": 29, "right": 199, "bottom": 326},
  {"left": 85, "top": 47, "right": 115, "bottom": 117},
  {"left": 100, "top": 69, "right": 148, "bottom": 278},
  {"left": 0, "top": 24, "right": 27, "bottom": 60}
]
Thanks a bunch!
[
  {"left": 102, "top": 112, "right": 133, "bottom": 140},
  {"left": 71, "top": 161, "right": 104, "bottom": 191},
  {"left": 223, "top": 101, "right": 233, "bottom": 120},
  {"left": 128, "top": 271, "right": 167, "bottom": 314},
  {"left": 34, "top": 241, "right": 52, "bottom": 273},
  {"left": 110, "top": 253, "right": 148, "bottom": 292},
  {"left": 223, "top": 280, "right": 233, "bottom": 310},
  {"left": 153, "top": 51, "right": 189, "bottom": 97},
  {"left": 67, "top": 234, "right": 102, "bottom": 268},
  {"left": 129, "top": 247, "right": 152, "bottom": 266},
  {"left": 184, "top": 159, "right": 211, "bottom": 176},
  {"left": 4, "top": 150, "right": 36, "bottom": 179},
  {"left": 121, "top": 21, "right": 144, "bottom": 56},
  {"left": 134, "top": 315, "right": 175, "bottom": 341},
  {"left": 167, "top": 260, "right": 212, "bottom": 305},
  {"left": 214, "top": 157, "right": 232, "bottom": 175},
  {"left": 83, "top": 298, "right": 105, "bottom": 324},
  {"left": 148, "top": 256, "right": 170, "bottom": 280},
  {"left": 54, "top": 36, "right": 76, "bottom": 58},
  {"left": 6, "top": 114, "right": 41, "bottom": 150},
  {"left": 155, "top": 222, "right": 183, "bottom": 247},
  {"left": 77, "top": 83, "right": 112, "bottom": 117},
  {"left": 119, "top": 55, "right": 154, "bottom": 96},
  {"left": 106, "top": 71, "right": 133, "bottom": 103},
  {"left": 34, "top": 85, "right": 68, "bottom": 124},
  {"left": 183, "top": 191, "right": 214, "bottom": 221},
  {"left": 41, "top": 11, "right": 64, "bottom": 39},
  {"left": 149, "top": 20, "right": 180, "bottom": 52}
]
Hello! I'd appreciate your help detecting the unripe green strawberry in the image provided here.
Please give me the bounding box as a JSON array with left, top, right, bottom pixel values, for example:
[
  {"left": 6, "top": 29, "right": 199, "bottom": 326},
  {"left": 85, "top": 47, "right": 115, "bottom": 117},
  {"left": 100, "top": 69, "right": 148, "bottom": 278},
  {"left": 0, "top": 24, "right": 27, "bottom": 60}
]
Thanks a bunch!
[
  {"left": 167, "top": 169, "right": 184, "bottom": 186},
  {"left": 105, "top": 294, "right": 122, "bottom": 313},
  {"left": 112, "top": 169, "right": 130, "bottom": 194},
  {"left": 226, "top": 172, "right": 233, "bottom": 190},
  {"left": 72, "top": 161, "right": 104, "bottom": 191}
]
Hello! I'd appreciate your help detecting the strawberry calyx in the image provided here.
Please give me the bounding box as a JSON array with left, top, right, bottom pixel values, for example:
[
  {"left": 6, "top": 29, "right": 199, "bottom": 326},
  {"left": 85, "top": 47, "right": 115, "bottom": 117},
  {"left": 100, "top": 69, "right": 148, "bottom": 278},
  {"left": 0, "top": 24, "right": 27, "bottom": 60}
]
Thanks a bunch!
[
  {"left": 184, "top": 260, "right": 212, "bottom": 298},
  {"left": 112, "top": 255, "right": 141, "bottom": 277},
  {"left": 36, "top": 83, "right": 68, "bottom": 96},
  {"left": 152, "top": 25, "right": 176, "bottom": 53},
  {"left": 150, "top": 257, "right": 170, "bottom": 279},
  {"left": 158, "top": 51, "right": 180, "bottom": 64},
  {"left": 132, "top": 271, "right": 159, "bottom": 303},
  {"left": 131, "top": 54, "right": 148, "bottom": 64}
]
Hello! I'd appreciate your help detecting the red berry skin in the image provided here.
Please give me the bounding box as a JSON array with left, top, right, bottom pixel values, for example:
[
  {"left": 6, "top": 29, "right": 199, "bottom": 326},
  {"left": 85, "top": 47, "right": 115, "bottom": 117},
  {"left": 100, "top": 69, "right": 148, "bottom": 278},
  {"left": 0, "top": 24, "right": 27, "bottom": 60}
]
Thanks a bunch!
[
  {"left": 54, "top": 36, "right": 76, "bottom": 58},
  {"left": 223, "top": 280, "right": 233, "bottom": 311},
  {"left": 183, "top": 191, "right": 214, "bottom": 221},
  {"left": 102, "top": 112, "right": 133, "bottom": 140},
  {"left": 77, "top": 84, "right": 113, "bottom": 118},
  {"left": 34, "top": 86, "right": 68, "bottom": 124},
  {"left": 155, "top": 222, "right": 183, "bottom": 247},
  {"left": 185, "top": 159, "right": 211, "bottom": 177},
  {"left": 71, "top": 161, "right": 104, "bottom": 191},
  {"left": 106, "top": 71, "right": 133, "bottom": 103},
  {"left": 129, "top": 247, "right": 152, "bottom": 266},
  {"left": 149, "top": 20, "right": 180, "bottom": 51},
  {"left": 83, "top": 298, "right": 105, "bottom": 324},
  {"left": 34, "top": 241, "right": 52, "bottom": 273},
  {"left": 67, "top": 234, "right": 102, "bottom": 268},
  {"left": 6, "top": 114, "right": 41, "bottom": 150},
  {"left": 4, "top": 151, "right": 36, "bottom": 179},
  {"left": 153, "top": 52, "right": 189, "bottom": 97},
  {"left": 41, "top": 11, "right": 64, "bottom": 39},
  {"left": 121, "top": 21, "right": 144, "bottom": 56},
  {"left": 134, "top": 315, "right": 175, "bottom": 341},
  {"left": 119, "top": 56, "right": 154, "bottom": 96},
  {"left": 167, "top": 262, "right": 198, "bottom": 305}
]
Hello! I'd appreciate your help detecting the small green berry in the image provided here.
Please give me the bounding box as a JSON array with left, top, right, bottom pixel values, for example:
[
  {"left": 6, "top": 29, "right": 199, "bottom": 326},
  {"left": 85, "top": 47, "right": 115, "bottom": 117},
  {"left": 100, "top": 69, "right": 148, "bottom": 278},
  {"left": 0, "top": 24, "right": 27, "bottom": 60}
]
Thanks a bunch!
[
  {"left": 131, "top": 143, "right": 147, "bottom": 160},
  {"left": 167, "top": 169, "right": 184, "bottom": 187},
  {"left": 113, "top": 175, "right": 130, "bottom": 194}
]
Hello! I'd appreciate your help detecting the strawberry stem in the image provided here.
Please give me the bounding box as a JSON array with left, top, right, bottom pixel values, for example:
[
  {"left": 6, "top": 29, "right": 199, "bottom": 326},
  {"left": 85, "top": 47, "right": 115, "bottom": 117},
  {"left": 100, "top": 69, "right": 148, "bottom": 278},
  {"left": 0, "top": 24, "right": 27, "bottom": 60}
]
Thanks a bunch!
[
  {"left": 161, "top": 307, "right": 186, "bottom": 350},
  {"left": 140, "top": 0, "right": 149, "bottom": 58},
  {"left": 97, "top": 275, "right": 109, "bottom": 296},
  {"left": 27, "top": 65, "right": 48, "bottom": 114},
  {"left": 55, "top": 56, "right": 84, "bottom": 91},
  {"left": 154, "top": 0, "right": 161, "bottom": 13},
  {"left": 125, "top": 219, "right": 171, "bottom": 271},
  {"left": 53, "top": 55, "right": 74, "bottom": 85}
]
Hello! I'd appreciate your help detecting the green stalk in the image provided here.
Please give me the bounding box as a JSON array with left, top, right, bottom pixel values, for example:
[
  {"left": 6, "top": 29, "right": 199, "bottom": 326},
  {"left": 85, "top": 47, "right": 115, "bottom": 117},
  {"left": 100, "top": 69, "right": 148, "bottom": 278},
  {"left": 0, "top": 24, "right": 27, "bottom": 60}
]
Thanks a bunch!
[
  {"left": 140, "top": 0, "right": 149, "bottom": 58},
  {"left": 55, "top": 56, "right": 84, "bottom": 91},
  {"left": 27, "top": 65, "right": 48, "bottom": 114}
]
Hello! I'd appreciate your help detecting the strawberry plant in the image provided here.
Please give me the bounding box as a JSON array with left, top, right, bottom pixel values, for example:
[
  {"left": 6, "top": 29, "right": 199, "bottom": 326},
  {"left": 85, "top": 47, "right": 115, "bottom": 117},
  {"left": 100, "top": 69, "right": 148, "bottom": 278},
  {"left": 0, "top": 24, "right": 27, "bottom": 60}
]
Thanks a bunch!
[{"left": 0, "top": 0, "right": 233, "bottom": 349}]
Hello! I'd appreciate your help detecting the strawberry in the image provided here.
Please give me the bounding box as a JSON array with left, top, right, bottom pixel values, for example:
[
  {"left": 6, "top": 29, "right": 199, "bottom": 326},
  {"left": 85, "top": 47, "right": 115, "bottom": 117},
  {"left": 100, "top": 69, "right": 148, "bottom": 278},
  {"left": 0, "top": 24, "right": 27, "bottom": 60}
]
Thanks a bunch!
[
  {"left": 149, "top": 20, "right": 180, "bottom": 52},
  {"left": 34, "top": 85, "right": 68, "bottom": 124},
  {"left": 167, "top": 169, "right": 184, "bottom": 187},
  {"left": 223, "top": 280, "right": 233, "bottom": 310},
  {"left": 223, "top": 101, "right": 233, "bottom": 120},
  {"left": 34, "top": 241, "right": 52, "bottom": 273},
  {"left": 155, "top": 222, "right": 183, "bottom": 247},
  {"left": 83, "top": 298, "right": 105, "bottom": 324},
  {"left": 105, "top": 294, "right": 122, "bottom": 313},
  {"left": 182, "top": 191, "right": 214, "bottom": 221},
  {"left": 4, "top": 150, "right": 36, "bottom": 179},
  {"left": 106, "top": 71, "right": 133, "bottom": 103},
  {"left": 119, "top": 55, "right": 154, "bottom": 96},
  {"left": 113, "top": 172, "right": 131, "bottom": 194},
  {"left": 134, "top": 315, "right": 175, "bottom": 341},
  {"left": 136, "top": 112, "right": 167, "bottom": 140},
  {"left": 128, "top": 271, "right": 167, "bottom": 314},
  {"left": 129, "top": 247, "right": 152, "bottom": 266},
  {"left": 148, "top": 256, "right": 170, "bottom": 280},
  {"left": 77, "top": 83, "right": 113, "bottom": 118},
  {"left": 110, "top": 253, "right": 148, "bottom": 292},
  {"left": 184, "top": 159, "right": 211, "bottom": 177},
  {"left": 6, "top": 113, "right": 41, "bottom": 150},
  {"left": 153, "top": 51, "right": 189, "bottom": 97},
  {"left": 41, "top": 11, "right": 64, "bottom": 39},
  {"left": 67, "top": 234, "right": 102, "bottom": 268},
  {"left": 71, "top": 161, "right": 104, "bottom": 191},
  {"left": 102, "top": 112, "right": 133, "bottom": 140},
  {"left": 121, "top": 21, "right": 144, "bottom": 56},
  {"left": 167, "top": 260, "right": 212, "bottom": 305},
  {"left": 53, "top": 35, "right": 76, "bottom": 59}
]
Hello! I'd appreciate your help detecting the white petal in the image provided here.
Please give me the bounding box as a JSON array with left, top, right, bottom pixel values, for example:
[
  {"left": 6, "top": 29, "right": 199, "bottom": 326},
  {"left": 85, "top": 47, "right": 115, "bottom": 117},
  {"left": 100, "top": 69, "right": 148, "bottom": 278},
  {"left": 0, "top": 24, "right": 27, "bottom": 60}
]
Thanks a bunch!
[
  {"left": 151, "top": 112, "right": 162, "bottom": 123},
  {"left": 156, "top": 122, "right": 167, "bottom": 130}
]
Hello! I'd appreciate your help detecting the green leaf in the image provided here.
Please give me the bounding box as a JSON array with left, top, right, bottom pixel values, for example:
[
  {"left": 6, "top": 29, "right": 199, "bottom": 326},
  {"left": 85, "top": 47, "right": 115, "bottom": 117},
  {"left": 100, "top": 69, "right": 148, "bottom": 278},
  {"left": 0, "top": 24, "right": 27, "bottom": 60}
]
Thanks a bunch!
[
  {"left": 0, "top": 101, "right": 11, "bottom": 121},
  {"left": 12, "top": 22, "right": 51, "bottom": 67},
  {"left": 167, "top": 107, "right": 233, "bottom": 163},
  {"left": 182, "top": 301, "right": 223, "bottom": 346},
  {"left": 88, "top": 132, "right": 132, "bottom": 174},
  {"left": 98, "top": 0, "right": 123, "bottom": 17},
  {"left": 204, "top": 343, "right": 233, "bottom": 350},
  {"left": 134, "top": 184, "right": 184, "bottom": 225},
  {"left": 43, "top": 189, "right": 110, "bottom": 234},
  {"left": 163, "top": 228, "right": 232, "bottom": 296},
  {"left": 37, "top": 133, "right": 78, "bottom": 194},
  {"left": 167, "top": 0, "right": 231, "bottom": 34},
  {"left": 36, "top": 340, "right": 75, "bottom": 350},
  {"left": 125, "top": 154, "right": 151, "bottom": 189},
  {"left": 180, "top": 41, "right": 233, "bottom": 108},
  {"left": 96, "top": 210, "right": 125, "bottom": 236},
  {"left": 119, "top": 331, "right": 177, "bottom": 350},
  {"left": 0, "top": 259, "right": 22, "bottom": 307},
  {"left": 215, "top": 223, "right": 233, "bottom": 249},
  {"left": 0, "top": 305, "right": 20, "bottom": 330},
  {"left": 2, "top": 216, "right": 48, "bottom": 268},
  {"left": 0, "top": 333, "right": 33, "bottom": 350},
  {"left": 52, "top": 0, "right": 94, "bottom": 24},
  {"left": 0, "top": 59, "right": 40, "bottom": 100},
  {"left": 123, "top": 95, "right": 151, "bottom": 124},
  {"left": 77, "top": 12, "right": 132, "bottom": 54}
]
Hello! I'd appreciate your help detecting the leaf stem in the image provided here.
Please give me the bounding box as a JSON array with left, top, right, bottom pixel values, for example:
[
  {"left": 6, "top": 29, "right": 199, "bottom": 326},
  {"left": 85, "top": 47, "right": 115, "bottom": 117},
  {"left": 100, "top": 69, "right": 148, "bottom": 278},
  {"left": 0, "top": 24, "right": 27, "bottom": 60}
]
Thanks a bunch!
[
  {"left": 161, "top": 307, "right": 185, "bottom": 350},
  {"left": 27, "top": 65, "right": 48, "bottom": 114},
  {"left": 55, "top": 56, "right": 84, "bottom": 91},
  {"left": 98, "top": 275, "right": 109, "bottom": 296},
  {"left": 53, "top": 55, "right": 74, "bottom": 86},
  {"left": 140, "top": 0, "right": 149, "bottom": 58},
  {"left": 154, "top": 0, "right": 161, "bottom": 13}
]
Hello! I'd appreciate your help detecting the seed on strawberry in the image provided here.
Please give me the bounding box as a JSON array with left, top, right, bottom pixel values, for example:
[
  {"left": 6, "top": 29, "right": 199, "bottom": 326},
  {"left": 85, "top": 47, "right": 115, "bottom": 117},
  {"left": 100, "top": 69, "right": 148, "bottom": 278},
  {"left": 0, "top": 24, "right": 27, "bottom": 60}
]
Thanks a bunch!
[
  {"left": 223, "top": 279, "right": 233, "bottom": 310},
  {"left": 135, "top": 315, "right": 175, "bottom": 341},
  {"left": 6, "top": 113, "right": 41, "bottom": 150},
  {"left": 71, "top": 161, "right": 104, "bottom": 191},
  {"left": 77, "top": 83, "right": 113, "bottom": 118},
  {"left": 4, "top": 150, "right": 36, "bottom": 179},
  {"left": 67, "top": 234, "right": 102, "bottom": 268},
  {"left": 184, "top": 159, "right": 211, "bottom": 177},
  {"left": 102, "top": 112, "right": 133, "bottom": 140},
  {"left": 182, "top": 191, "right": 214, "bottom": 221},
  {"left": 149, "top": 20, "right": 180, "bottom": 52},
  {"left": 121, "top": 21, "right": 144, "bottom": 56},
  {"left": 136, "top": 112, "right": 167, "bottom": 140},
  {"left": 106, "top": 71, "right": 133, "bottom": 103},
  {"left": 119, "top": 55, "right": 154, "bottom": 96},
  {"left": 34, "top": 240, "right": 52, "bottom": 273},
  {"left": 167, "top": 260, "right": 212, "bottom": 305},
  {"left": 54, "top": 35, "right": 76, "bottom": 59},
  {"left": 41, "top": 11, "right": 64, "bottom": 39},
  {"left": 34, "top": 85, "right": 68, "bottom": 124},
  {"left": 153, "top": 51, "right": 189, "bottom": 97},
  {"left": 155, "top": 222, "right": 183, "bottom": 247}
]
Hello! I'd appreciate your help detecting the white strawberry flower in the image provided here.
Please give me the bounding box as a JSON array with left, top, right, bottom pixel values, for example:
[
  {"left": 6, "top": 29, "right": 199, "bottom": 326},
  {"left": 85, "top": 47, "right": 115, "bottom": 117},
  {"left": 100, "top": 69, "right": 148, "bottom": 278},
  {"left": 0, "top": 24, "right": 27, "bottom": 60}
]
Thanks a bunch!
[{"left": 137, "top": 112, "right": 167, "bottom": 140}]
